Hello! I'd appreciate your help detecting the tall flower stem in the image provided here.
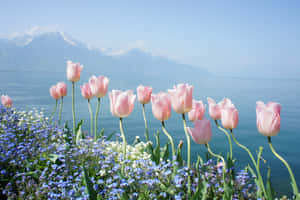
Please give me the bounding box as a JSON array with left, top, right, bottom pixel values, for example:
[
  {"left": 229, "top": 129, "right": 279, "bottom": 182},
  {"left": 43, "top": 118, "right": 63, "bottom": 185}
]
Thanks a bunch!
[
  {"left": 161, "top": 121, "right": 176, "bottom": 175},
  {"left": 58, "top": 97, "right": 63, "bottom": 126},
  {"left": 215, "top": 120, "right": 233, "bottom": 160},
  {"left": 87, "top": 100, "right": 93, "bottom": 137},
  {"left": 119, "top": 118, "right": 127, "bottom": 173},
  {"left": 94, "top": 98, "right": 101, "bottom": 140},
  {"left": 142, "top": 104, "right": 149, "bottom": 142},
  {"left": 182, "top": 113, "right": 191, "bottom": 196},
  {"left": 268, "top": 136, "right": 300, "bottom": 199},
  {"left": 230, "top": 130, "right": 266, "bottom": 197},
  {"left": 50, "top": 99, "right": 58, "bottom": 123},
  {"left": 205, "top": 143, "right": 226, "bottom": 182},
  {"left": 72, "top": 82, "right": 76, "bottom": 135}
]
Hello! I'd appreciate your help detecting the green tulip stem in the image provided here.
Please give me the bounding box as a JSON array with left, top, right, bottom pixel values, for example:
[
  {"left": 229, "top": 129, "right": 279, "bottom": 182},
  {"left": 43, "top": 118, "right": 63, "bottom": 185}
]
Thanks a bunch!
[
  {"left": 205, "top": 143, "right": 226, "bottom": 186},
  {"left": 182, "top": 113, "right": 191, "bottom": 196},
  {"left": 215, "top": 120, "right": 233, "bottom": 160},
  {"left": 142, "top": 104, "right": 149, "bottom": 142},
  {"left": 58, "top": 97, "right": 63, "bottom": 126},
  {"left": 161, "top": 121, "right": 176, "bottom": 175},
  {"left": 268, "top": 136, "right": 300, "bottom": 199},
  {"left": 50, "top": 99, "right": 58, "bottom": 123},
  {"left": 119, "top": 118, "right": 127, "bottom": 173},
  {"left": 87, "top": 100, "right": 93, "bottom": 136},
  {"left": 72, "top": 82, "right": 76, "bottom": 135},
  {"left": 94, "top": 98, "right": 101, "bottom": 140},
  {"left": 230, "top": 130, "right": 266, "bottom": 196}
]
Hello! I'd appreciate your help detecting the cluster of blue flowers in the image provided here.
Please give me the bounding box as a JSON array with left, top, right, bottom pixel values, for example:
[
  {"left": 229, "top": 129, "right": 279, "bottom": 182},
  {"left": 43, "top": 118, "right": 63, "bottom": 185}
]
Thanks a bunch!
[{"left": 0, "top": 106, "right": 256, "bottom": 199}]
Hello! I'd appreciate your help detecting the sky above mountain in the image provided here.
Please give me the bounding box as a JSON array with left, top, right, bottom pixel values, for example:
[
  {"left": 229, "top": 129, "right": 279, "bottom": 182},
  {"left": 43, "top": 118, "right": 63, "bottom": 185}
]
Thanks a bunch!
[{"left": 1, "top": 1, "right": 300, "bottom": 78}]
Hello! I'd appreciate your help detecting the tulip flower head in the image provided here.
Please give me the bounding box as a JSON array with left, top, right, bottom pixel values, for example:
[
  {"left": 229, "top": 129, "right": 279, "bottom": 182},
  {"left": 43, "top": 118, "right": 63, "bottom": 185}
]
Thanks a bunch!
[
  {"left": 67, "top": 60, "right": 83, "bottom": 83},
  {"left": 187, "top": 119, "right": 212, "bottom": 145},
  {"left": 1, "top": 95, "right": 12, "bottom": 108},
  {"left": 188, "top": 100, "right": 206, "bottom": 122},
  {"left": 80, "top": 83, "right": 93, "bottom": 100},
  {"left": 49, "top": 85, "right": 61, "bottom": 100},
  {"left": 89, "top": 75, "right": 109, "bottom": 98},
  {"left": 151, "top": 92, "right": 172, "bottom": 121},
  {"left": 109, "top": 90, "right": 136, "bottom": 118},
  {"left": 56, "top": 82, "right": 67, "bottom": 97},
  {"left": 256, "top": 101, "right": 281, "bottom": 137},
  {"left": 207, "top": 97, "right": 235, "bottom": 120},
  {"left": 221, "top": 107, "right": 239, "bottom": 130},
  {"left": 168, "top": 83, "right": 193, "bottom": 114},
  {"left": 137, "top": 85, "right": 153, "bottom": 104}
]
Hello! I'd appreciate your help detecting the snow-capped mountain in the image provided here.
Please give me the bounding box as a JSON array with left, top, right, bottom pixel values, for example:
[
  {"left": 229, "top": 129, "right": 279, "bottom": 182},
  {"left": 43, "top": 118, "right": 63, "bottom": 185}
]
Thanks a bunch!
[{"left": 0, "top": 27, "right": 210, "bottom": 85}]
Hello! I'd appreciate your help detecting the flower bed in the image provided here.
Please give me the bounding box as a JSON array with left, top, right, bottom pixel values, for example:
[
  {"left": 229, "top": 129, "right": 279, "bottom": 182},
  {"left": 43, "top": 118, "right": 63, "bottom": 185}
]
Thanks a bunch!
[{"left": 0, "top": 107, "right": 256, "bottom": 199}]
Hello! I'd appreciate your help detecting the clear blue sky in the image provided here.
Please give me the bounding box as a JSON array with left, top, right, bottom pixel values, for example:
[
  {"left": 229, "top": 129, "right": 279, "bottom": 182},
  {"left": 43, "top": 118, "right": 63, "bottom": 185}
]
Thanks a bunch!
[{"left": 1, "top": 1, "right": 300, "bottom": 77}]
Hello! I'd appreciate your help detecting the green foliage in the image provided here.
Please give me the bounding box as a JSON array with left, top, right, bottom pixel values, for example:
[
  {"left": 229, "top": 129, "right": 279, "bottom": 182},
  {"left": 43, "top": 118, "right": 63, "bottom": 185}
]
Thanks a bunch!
[
  {"left": 161, "top": 142, "right": 170, "bottom": 162},
  {"left": 150, "top": 131, "right": 161, "bottom": 165},
  {"left": 83, "top": 165, "right": 97, "bottom": 200},
  {"left": 75, "top": 120, "right": 84, "bottom": 145},
  {"left": 266, "top": 167, "right": 275, "bottom": 200}
]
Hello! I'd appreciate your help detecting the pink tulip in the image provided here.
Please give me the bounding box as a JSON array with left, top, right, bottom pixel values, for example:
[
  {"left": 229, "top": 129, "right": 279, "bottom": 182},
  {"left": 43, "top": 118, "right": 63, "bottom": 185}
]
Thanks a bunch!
[
  {"left": 1, "top": 95, "right": 12, "bottom": 108},
  {"left": 219, "top": 98, "right": 234, "bottom": 109},
  {"left": 168, "top": 83, "right": 193, "bottom": 114},
  {"left": 56, "top": 82, "right": 67, "bottom": 97},
  {"left": 109, "top": 90, "right": 136, "bottom": 118},
  {"left": 137, "top": 85, "right": 153, "bottom": 104},
  {"left": 256, "top": 101, "right": 281, "bottom": 116},
  {"left": 207, "top": 97, "right": 221, "bottom": 120},
  {"left": 151, "top": 92, "right": 172, "bottom": 121},
  {"left": 188, "top": 100, "right": 206, "bottom": 121},
  {"left": 207, "top": 97, "right": 235, "bottom": 120},
  {"left": 67, "top": 60, "right": 83, "bottom": 82},
  {"left": 49, "top": 85, "right": 61, "bottom": 100},
  {"left": 221, "top": 107, "right": 239, "bottom": 129},
  {"left": 80, "top": 83, "right": 93, "bottom": 100},
  {"left": 187, "top": 119, "right": 212, "bottom": 145},
  {"left": 256, "top": 101, "right": 281, "bottom": 137},
  {"left": 89, "top": 75, "right": 109, "bottom": 98}
]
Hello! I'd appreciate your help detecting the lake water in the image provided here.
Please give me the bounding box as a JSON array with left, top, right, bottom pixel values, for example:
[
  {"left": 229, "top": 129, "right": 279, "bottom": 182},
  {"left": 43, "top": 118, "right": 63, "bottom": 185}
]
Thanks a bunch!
[{"left": 1, "top": 69, "right": 300, "bottom": 197}]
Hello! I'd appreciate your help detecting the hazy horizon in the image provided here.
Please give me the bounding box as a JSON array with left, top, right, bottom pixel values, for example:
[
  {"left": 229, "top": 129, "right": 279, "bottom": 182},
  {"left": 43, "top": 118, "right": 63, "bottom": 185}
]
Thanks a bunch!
[{"left": 1, "top": 1, "right": 300, "bottom": 78}]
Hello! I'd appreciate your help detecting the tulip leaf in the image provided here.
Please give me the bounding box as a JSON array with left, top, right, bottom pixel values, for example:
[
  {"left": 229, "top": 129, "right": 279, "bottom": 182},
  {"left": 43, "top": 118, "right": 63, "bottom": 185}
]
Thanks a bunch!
[
  {"left": 266, "top": 166, "right": 275, "bottom": 200},
  {"left": 75, "top": 120, "right": 83, "bottom": 145},
  {"left": 82, "top": 165, "right": 97, "bottom": 200},
  {"left": 196, "top": 155, "right": 203, "bottom": 172},
  {"left": 105, "top": 131, "right": 116, "bottom": 141},
  {"left": 162, "top": 141, "right": 170, "bottom": 161},
  {"left": 97, "top": 128, "right": 105, "bottom": 139},
  {"left": 176, "top": 147, "right": 183, "bottom": 168},
  {"left": 246, "top": 165, "right": 263, "bottom": 198},
  {"left": 151, "top": 130, "right": 161, "bottom": 164},
  {"left": 63, "top": 121, "right": 72, "bottom": 145}
]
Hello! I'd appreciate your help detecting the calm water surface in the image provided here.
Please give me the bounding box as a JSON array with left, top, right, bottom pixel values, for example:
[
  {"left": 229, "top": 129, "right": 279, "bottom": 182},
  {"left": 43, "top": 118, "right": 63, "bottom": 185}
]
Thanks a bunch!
[{"left": 1, "top": 69, "right": 300, "bottom": 196}]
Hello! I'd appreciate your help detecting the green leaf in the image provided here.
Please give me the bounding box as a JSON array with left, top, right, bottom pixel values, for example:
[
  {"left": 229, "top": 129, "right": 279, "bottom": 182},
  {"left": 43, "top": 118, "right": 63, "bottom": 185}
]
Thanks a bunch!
[
  {"left": 63, "top": 121, "right": 72, "bottom": 145},
  {"left": 246, "top": 165, "right": 262, "bottom": 198},
  {"left": 196, "top": 155, "right": 203, "bottom": 172},
  {"left": 266, "top": 166, "right": 275, "bottom": 199},
  {"left": 105, "top": 131, "right": 116, "bottom": 141},
  {"left": 162, "top": 142, "right": 170, "bottom": 161},
  {"left": 75, "top": 120, "right": 83, "bottom": 145},
  {"left": 201, "top": 179, "right": 208, "bottom": 200},
  {"left": 176, "top": 148, "right": 183, "bottom": 168},
  {"left": 83, "top": 165, "right": 97, "bottom": 200},
  {"left": 48, "top": 153, "right": 59, "bottom": 163},
  {"left": 97, "top": 128, "right": 105, "bottom": 139},
  {"left": 151, "top": 131, "right": 161, "bottom": 164}
]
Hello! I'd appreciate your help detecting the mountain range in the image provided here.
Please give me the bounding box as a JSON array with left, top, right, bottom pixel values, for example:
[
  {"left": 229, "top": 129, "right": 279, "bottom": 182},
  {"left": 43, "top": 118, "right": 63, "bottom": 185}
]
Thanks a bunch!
[{"left": 0, "top": 29, "right": 210, "bottom": 85}]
